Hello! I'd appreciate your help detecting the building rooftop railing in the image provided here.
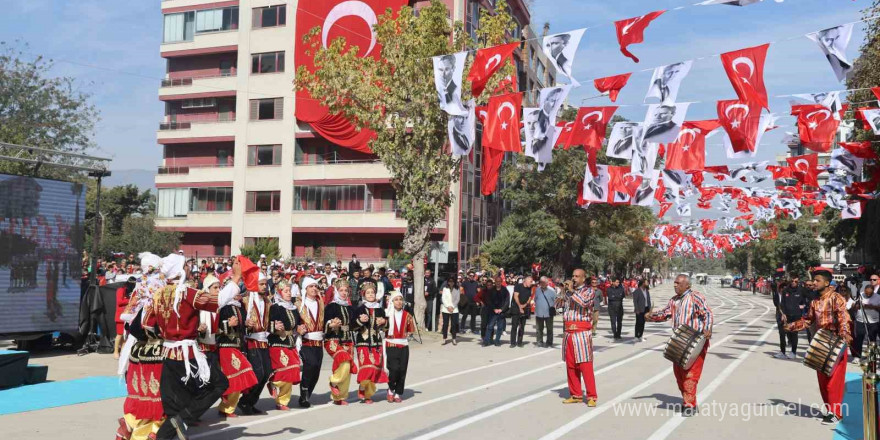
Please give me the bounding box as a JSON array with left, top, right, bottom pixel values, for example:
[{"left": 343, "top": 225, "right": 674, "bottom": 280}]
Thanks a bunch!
[{"left": 161, "top": 72, "right": 235, "bottom": 87}]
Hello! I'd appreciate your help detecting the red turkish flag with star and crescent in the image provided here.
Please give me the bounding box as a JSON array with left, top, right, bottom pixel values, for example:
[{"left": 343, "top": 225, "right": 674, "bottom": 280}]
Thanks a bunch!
[
  {"left": 567, "top": 106, "right": 618, "bottom": 151},
  {"left": 717, "top": 99, "right": 761, "bottom": 155},
  {"left": 483, "top": 92, "right": 523, "bottom": 152},
  {"left": 555, "top": 121, "right": 575, "bottom": 149},
  {"left": 593, "top": 73, "right": 632, "bottom": 102},
  {"left": 720, "top": 43, "right": 770, "bottom": 110},
  {"left": 786, "top": 153, "right": 819, "bottom": 187},
  {"left": 792, "top": 104, "right": 840, "bottom": 153},
  {"left": 614, "top": 10, "right": 666, "bottom": 63},
  {"left": 295, "top": 0, "right": 406, "bottom": 153},
  {"left": 841, "top": 141, "right": 879, "bottom": 159},
  {"left": 468, "top": 42, "right": 519, "bottom": 97},
  {"left": 663, "top": 119, "right": 721, "bottom": 171}
]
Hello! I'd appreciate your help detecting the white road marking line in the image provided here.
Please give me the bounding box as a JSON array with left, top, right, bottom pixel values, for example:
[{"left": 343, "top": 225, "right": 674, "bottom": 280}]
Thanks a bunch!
[
  {"left": 645, "top": 325, "right": 777, "bottom": 440},
  {"left": 407, "top": 292, "right": 764, "bottom": 440},
  {"left": 537, "top": 299, "right": 773, "bottom": 440}
]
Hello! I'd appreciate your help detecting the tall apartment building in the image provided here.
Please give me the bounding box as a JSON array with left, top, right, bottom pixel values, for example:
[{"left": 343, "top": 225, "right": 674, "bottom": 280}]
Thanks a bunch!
[{"left": 154, "top": 0, "right": 544, "bottom": 269}]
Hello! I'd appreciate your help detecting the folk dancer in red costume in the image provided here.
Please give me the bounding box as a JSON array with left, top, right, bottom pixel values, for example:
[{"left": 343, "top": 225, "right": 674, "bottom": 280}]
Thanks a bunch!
[
  {"left": 154, "top": 255, "right": 241, "bottom": 440},
  {"left": 238, "top": 272, "right": 273, "bottom": 415},
  {"left": 645, "top": 274, "right": 714, "bottom": 417},
  {"left": 116, "top": 254, "right": 165, "bottom": 440},
  {"left": 268, "top": 280, "right": 305, "bottom": 410},
  {"left": 203, "top": 275, "right": 257, "bottom": 419},
  {"left": 384, "top": 291, "right": 415, "bottom": 403},
  {"left": 353, "top": 282, "right": 388, "bottom": 404},
  {"left": 324, "top": 280, "right": 357, "bottom": 405},
  {"left": 298, "top": 278, "right": 325, "bottom": 408},
  {"left": 785, "top": 269, "right": 852, "bottom": 425},
  {"left": 557, "top": 269, "right": 598, "bottom": 406}
]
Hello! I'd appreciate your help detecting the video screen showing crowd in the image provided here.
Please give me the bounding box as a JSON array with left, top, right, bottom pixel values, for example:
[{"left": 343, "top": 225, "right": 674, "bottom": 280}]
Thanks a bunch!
[{"left": 114, "top": 253, "right": 415, "bottom": 440}]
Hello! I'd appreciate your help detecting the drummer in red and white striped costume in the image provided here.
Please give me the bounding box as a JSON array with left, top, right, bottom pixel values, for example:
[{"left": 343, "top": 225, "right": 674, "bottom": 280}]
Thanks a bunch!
[
  {"left": 646, "top": 274, "right": 714, "bottom": 417},
  {"left": 557, "top": 269, "right": 598, "bottom": 406},
  {"left": 785, "top": 268, "right": 851, "bottom": 425}
]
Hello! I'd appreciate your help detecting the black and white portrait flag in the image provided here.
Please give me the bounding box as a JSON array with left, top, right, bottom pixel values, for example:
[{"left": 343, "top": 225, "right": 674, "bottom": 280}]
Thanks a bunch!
[
  {"left": 543, "top": 29, "right": 586, "bottom": 86},
  {"left": 645, "top": 61, "right": 693, "bottom": 104},
  {"left": 632, "top": 169, "right": 660, "bottom": 207},
  {"left": 583, "top": 164, "right": 610, "bottom": 203},
  {"left": 448, "top": 100, "right": 476, "bottom": 157},
  {"left": 831, "top": 148, "right": 864, "bottom": 176},
  {"left": 843, "top": 201, "right": 862, "bottom": 219},
  {"left": 607, "top": 122, "right": 644, "bottom": 160},
  {"left": 793, "top": 91, "right": 843, "bottom": 120},
  {"left": 433, "top": 51, "right": 468, "bottom": 116},
  {"left": 642, "top": 103, "right": 690, "bottom": 144},
  {"left": 862, "top": 108, "right": 880, "bottom": 135},
  {"left": 631, "top": 142, "right": 659, "bottom": 177},
  {"left": 807, "top": 24, "right": 854, "bottom": 83}
]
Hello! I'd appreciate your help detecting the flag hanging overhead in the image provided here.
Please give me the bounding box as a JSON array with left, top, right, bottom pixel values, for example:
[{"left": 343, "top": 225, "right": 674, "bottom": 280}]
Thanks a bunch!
[
  {"left": 594, "top": 73, "right": 632, "bottom": 102},
  {"left": 793, "top": 104, "right": 840, "bottom": 152},
  {"left": 717, "top": 99, "right": 762, "bottom": 157},
  {"left": 448, "top": 100, "right": 476, "bottom": 157},
  {"left": 663, "top": 120, "right": 721, "bottom": 171},
  {"left": 642, "top": 102, "right": 690, "bottom": 144},
  {"left": 607, "top": 121, "right": 644, "bottom": 160},
  {"left": 467, "top": 42, "right": 519, "bottom": 97},
  {"left": 807, "top": 24, "right": 854, "bottom": 83},
  {"left": 568, "top": 106, "right": 618, "bottom": 151},
  {"left": 432, "top": 51, "right": 469, "bottom": 116},
  {"left": 645, "top": 61, "right": 693, "bottom": 104},
  {"left": 720, "top": 44, "right": 770, "bottom": 110},
  {"left": 786, "top": 153, "right": 819, "bottom": 187},
  {"left": 542, "top": 29, "right": 586, "bottom": 86},
  {"left": 614, "top": 10, "right": 666, "bottom": 63},
  {"left": 483, "top": 92, "right": 523, "bottom": 152}
]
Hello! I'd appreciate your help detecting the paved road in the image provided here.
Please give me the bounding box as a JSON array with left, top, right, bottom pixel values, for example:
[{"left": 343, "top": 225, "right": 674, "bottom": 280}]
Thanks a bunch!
[{"left": 0, "top": 283, "right": 856, "bottom": 439}]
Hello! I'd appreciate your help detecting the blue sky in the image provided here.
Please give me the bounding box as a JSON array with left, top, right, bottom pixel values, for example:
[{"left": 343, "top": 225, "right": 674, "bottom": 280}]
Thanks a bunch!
[{"left": 0, "top": 0, "right": 870, "bottom": 183}]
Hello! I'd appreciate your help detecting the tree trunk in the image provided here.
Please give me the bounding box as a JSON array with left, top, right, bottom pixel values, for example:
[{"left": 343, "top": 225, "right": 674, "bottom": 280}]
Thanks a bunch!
[
  {"left": 747, "top": 250, "right": 754, "bottom": 279},
  {"left": 412, "top": 249, "right": 427, "bottom": 332}
]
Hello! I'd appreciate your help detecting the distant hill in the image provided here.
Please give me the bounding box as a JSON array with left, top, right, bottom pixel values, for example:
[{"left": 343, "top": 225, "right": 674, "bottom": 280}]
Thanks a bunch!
[{"left": 105, "top": 169, "right": 156, "bottom": 192}]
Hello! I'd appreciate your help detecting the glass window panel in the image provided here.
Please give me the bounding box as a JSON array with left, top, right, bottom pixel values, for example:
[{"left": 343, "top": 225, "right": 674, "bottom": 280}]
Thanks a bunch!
[
  {"left": 261, "top": 7, "right": 277, "bottom": 27},
  {"left": 278, "top": 6, "right": 286, "bottom": 25},
  {"left": 260, "top": 53, "right": 275, "bottom": 73}
]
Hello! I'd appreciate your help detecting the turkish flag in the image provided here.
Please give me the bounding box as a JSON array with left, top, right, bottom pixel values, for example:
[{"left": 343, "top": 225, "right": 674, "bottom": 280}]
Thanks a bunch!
[
  {"left": 475, "top": 105, "right": 488, "bottom": 125},
  {"left": 663, "top": 119, "right": 721, "bottom": 171},
  {"left": 237, "top": 255, "right": 260, "bottom": 292},
  {"left": 481, "top": 143, "right": 505, "bottom": 196},
  {"left": 555, "top": 121, "right": 575, "bottom": 149},
  {"left": 766, "top": 165, "right": 793, "bottom": 180},
  {"left": 483, "top": 92, "right": 523, "bottom": 152},
  {"left": 658, "top": 202, "right": 673, "bottom": 218},
  {"left": 614, "top": 10, "right": 665, "bottom": 63},
  {"left": 608, "top": 166, "right": 640, "bottom": 204},
  {"left": 720, "top": 43, "right": 770, "bottom": 109},
  {"left": 872, "top": 87, "right": 880, "bottom": 101},
  {"left": 295, "top": 0, "right": 406, "bottom": 153},
  {"left": 793, "top": 104, "right": 839, "bottom": 152},
  {"left": 468, "top": 42, "right": 519, "bottom": 97},
  {"left": 841, "top": 141, "right": 879, "bottom": 159},
  {"left": 717, "top": 99, "right": 761, "bottom": 155},
  {"left": 567, "top": 106, "right": 617, "bottom": 151},
  {"left": 593, "top": 73, "right": 632, "bottom": 102},
  {"left": 786, "top": 153, "right": 819, "bottom": 187}
]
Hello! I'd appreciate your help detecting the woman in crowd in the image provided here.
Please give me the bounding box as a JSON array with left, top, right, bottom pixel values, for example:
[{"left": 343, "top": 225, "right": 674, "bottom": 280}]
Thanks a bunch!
[
  {"left": 114, "top": 276, "right": 136, "bottom": 359},
  {"left": 353, "top": 282, "right": 388, "bottom": 403},
  {"left": 441, "top": 276, "right": 460, "bottom": 345},
  {"left": 268, "top": 280, "right": 305, "bottom": 410},
  {"left": 213, "top": 276, "right": 258, "bottom": 418}
]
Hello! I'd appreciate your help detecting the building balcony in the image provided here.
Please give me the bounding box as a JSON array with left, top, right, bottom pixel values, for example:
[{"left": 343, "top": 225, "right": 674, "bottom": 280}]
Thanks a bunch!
[
  {"left": 293, "top": 160, "right": 390, "bottom": 182},
  {"left": 155, "top": 164, "right": 235, "bottom": 185},
  {"left": 155, "top": 211, "right": 233, "bottom": 230},
  {"left": 291, "top": 211, "right": 446, "bottom": 233},
  {"left": 157, "top": 119, "right": 236, "bottom": 143},
  {"left": 159, "top": 73, "right": 237, "bottom": 98},
  {"left": 160, "top": 31, "right": 238, "bottom": 58}
]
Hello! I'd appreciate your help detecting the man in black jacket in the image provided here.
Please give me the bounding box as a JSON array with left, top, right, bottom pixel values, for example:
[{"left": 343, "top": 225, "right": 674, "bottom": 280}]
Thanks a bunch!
[
  {"left": 606, "top": 278, "right": 626, "bottom": 339},
  {"left": 509, "top": 277, "right": 533, "bottom": 348},
  {"left": 481, "top": 279, "right": 508, "bottom": 347},
  {"left": 773, "top": 276, "right": 807, "bottom": 359},
  {"left": 424, "top": 269, "right": 438, "bottom": 331},
  {"left": 632, "top": 279, "right": 651, "bottom": 342},
  {"left": 348, "top": 254, "right": 361, "bottom": 276}
]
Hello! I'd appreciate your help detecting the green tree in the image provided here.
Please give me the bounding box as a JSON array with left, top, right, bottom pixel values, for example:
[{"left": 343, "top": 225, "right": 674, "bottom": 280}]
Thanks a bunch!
[
  {"left": 0, "top": 43, "right": 100, "bottom": 181},
  {"left": 84, "top": 184, "right": 154, "bottom": 256},
  {"left": 479, "top": 210, "right": 564, "bottom": 272},
  {"left": 295, "top": 0, "right": 517, "bottom": 328},
  {"left": 101, "top": 216, "right": 181, "bottom": 257},
  {"left": 239, "top": 238, "right": 281, "bottom": 263}
]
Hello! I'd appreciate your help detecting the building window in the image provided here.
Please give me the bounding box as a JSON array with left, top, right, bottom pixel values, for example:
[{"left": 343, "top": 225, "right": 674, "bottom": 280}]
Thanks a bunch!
[
  {"left": 251, "top": 51, "right": 285, "bottom": 74},
  {"left": 195, "top": 7, "right": 239, "bottom": 33},
  {"left": 253, "top": 5, "right": 286, "bottom": 28},
  {"left": 181, "top": 98, "right": 216, "bottom": 109},
  {"left": 189, "top": 187, "right": 233, "bottom": 212},
  {"left": 157, "top": 188, "right": 190, "bottom": 218},
  {"left": 466, "top": 0, "right": 480, "bottom": 40},
  {"left": 163, "top": 12, "right": 195, "bottom": 43},
  {"left": 246, "top": 191, "right": 281, "bottom": 212},
  {"left": 249, "top": 98, "right": 283, "bottom": 120},
  {"left": 293, "top": 185, "right": 366, "bottom": 211},
  {"left": 248, "top": 145, "right": 282, "bottom": 166}
]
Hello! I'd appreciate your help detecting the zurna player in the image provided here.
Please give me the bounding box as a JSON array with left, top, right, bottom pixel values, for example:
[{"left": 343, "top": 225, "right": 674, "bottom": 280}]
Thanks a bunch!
[
  {"left": 785, "top": 268, "right": 851, "bottom": 425},
  {"left": 645, "top": 274, "right": 714, "bottom": 417}
]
